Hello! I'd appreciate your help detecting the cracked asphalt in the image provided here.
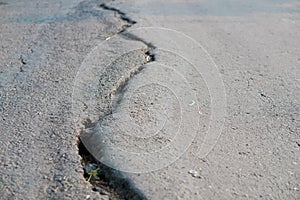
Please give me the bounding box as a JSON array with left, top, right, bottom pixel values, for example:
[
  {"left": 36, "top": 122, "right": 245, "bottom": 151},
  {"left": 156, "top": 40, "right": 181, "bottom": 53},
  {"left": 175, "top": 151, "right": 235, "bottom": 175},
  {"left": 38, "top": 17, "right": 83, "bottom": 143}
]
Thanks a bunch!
[
  {"left": 1, "top": 0, "right": 300, "bottom": 200},
  {"left": 0, "top": 0, "right": 133, "bottom": 199}
]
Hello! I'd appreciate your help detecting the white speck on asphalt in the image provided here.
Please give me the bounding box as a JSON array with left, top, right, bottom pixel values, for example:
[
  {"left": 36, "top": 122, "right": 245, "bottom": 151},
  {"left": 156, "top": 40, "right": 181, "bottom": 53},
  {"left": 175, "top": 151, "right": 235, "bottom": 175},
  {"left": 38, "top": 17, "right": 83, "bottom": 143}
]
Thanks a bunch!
[
  {"left": 189, "top": 100, "right": 195, "bottom": 106},
  {"left": 188, "top": 169, "right": 200, "bottom": 178}
]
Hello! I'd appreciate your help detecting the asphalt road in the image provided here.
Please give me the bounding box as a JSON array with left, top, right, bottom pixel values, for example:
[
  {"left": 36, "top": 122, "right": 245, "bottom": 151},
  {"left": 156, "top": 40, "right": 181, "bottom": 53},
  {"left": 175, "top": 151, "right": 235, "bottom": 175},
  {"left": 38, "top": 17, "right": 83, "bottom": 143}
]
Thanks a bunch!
[
  {"left": 0, "top": 0, "right": 132, "bottom": 199},
  {"left": 1, "top": 0, "right": 300, "bottom": 200}
]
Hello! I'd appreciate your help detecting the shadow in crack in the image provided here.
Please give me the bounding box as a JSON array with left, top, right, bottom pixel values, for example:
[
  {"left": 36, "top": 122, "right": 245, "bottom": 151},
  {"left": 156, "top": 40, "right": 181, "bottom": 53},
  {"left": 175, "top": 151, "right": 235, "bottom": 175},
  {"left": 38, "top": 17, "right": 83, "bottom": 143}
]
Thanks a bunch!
[{"left": 78, "top": 140, "right": 147, "bottom": 200}]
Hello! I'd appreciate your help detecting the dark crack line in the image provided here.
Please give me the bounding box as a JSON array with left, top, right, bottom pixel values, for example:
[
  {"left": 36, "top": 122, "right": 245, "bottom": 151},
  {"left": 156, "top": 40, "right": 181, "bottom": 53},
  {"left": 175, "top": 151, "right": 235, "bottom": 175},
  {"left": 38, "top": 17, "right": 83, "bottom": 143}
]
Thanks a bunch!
[
  {"left": 96, "top": 2, "right": 156, "bottom": 119},
  {"left": 78, "top": 2, "right": 157, "bottom": 200},
  {"left": 78, "top": 139, "right": 147, "bottom": 200},
  {"left": 99, "top": 2, "right": 156, "bottom": 53},
  {"left": 121, "top": 31, "right": 156, "bottom": 54},
  {"left": 99, "top": 3, "right": 137, "bottom": 25}
]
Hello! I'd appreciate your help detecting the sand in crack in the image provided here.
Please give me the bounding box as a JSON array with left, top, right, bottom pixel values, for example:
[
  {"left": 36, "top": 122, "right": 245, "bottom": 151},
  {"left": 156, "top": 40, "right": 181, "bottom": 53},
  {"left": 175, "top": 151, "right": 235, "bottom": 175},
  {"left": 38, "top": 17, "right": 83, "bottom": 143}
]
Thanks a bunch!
[
  {"left": 96, "top": 49, "right": 152, "bottom": 119},
  {"left": 74, "top": 3, "right": 157, "bottom": 199},
  {"left": 76, "top": 47, "right": 152, "bottom": 199}
]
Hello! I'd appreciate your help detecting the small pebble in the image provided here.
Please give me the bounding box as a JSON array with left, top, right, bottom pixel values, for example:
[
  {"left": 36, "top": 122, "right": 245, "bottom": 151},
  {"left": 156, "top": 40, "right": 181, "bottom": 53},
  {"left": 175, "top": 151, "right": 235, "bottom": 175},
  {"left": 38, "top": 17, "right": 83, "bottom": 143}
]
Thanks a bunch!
[
  {"left": 146, "top": 55, "right": 151, "bottom": 62},
  {"left": 188, "top": 169, "right": 200, "bottom": 178}
]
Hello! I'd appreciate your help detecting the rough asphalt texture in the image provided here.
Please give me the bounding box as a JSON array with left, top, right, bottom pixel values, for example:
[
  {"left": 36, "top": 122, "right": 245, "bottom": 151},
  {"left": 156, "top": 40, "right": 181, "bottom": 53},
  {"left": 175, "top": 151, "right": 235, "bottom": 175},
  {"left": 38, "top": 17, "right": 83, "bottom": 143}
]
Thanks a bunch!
[
  {"left": 1, "top": 0, "right": 300, "bottom": 200},
  {"left": 0, "top": 0, "right": 133, "bottom": 199},
  {"left": 104, "top": 0, "right": 299, "bottom": 199}
]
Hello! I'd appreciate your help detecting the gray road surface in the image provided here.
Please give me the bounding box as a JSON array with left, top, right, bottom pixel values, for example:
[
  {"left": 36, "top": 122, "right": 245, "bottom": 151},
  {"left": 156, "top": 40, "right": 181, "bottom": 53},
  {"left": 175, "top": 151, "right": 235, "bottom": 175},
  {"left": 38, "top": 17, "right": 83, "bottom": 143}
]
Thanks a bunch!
[
  {"left": 1, "top": 0, "right": 299, "bottom": 200},
  {"left": 0, "top": 0, "right": 133, "bottom": 199}
]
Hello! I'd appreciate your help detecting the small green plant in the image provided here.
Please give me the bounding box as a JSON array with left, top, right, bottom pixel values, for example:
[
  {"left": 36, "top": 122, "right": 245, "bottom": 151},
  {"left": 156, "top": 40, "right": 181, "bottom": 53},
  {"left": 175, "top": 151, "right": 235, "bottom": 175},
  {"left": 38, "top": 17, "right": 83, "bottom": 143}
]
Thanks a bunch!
[{"left": 87, "top": 168, "right": 100, "bottom": 182}]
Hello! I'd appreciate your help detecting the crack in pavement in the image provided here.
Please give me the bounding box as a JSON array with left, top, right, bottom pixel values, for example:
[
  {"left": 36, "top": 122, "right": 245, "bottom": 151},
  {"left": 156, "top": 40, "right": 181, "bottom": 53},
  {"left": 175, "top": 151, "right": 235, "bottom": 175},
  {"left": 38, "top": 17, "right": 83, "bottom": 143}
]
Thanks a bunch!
[
  {"left": 99, "top": 3, "right": 137, "bottom": 26},
  {"left": 77, "top": 2, "right": 156, "bottom": 200}
]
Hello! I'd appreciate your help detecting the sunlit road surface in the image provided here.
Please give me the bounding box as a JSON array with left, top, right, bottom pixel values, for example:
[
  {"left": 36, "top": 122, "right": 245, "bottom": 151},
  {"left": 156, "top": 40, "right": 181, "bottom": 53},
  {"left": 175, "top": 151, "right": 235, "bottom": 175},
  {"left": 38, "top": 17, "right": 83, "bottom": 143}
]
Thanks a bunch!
[
  {"left": 1, "top": 0, "right": 299, "bottom": 199},
  {"left": 79, "top": 0, "right": 300, "bottom": 199}
]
